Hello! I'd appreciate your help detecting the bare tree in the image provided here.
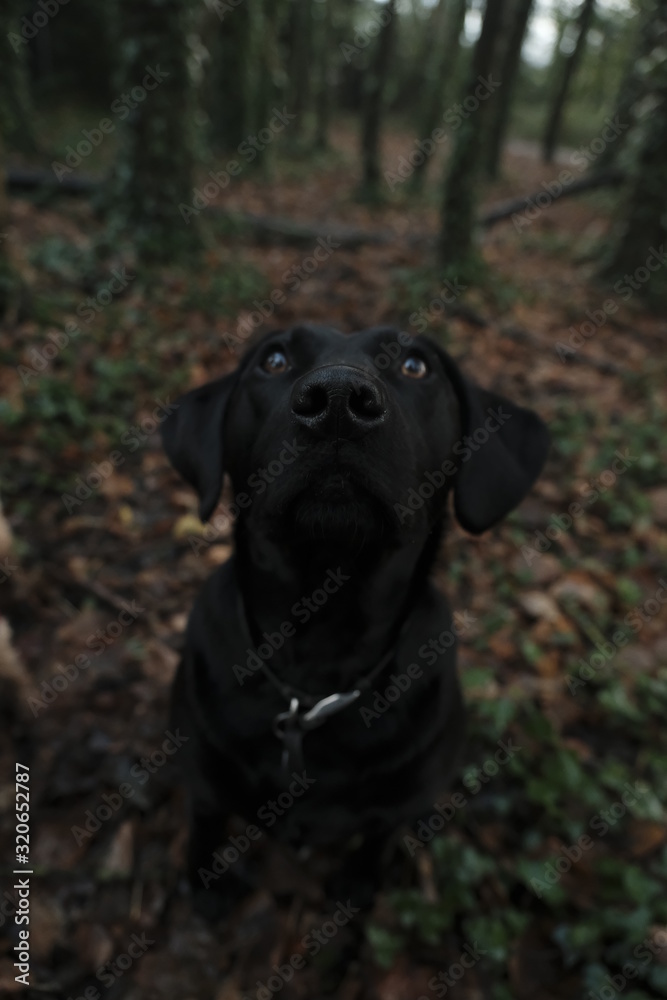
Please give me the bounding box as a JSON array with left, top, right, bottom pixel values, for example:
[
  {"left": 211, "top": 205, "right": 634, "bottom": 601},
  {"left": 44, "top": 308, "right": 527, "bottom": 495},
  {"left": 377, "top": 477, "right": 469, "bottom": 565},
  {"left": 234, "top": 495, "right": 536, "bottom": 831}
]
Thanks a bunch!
[
  {"left": 411, "top": 0, "right": 468, "bottom": 192},
  {"left": 109, "top": 0, "right": 200, "bottom": 263},
  {"left": 599, "top": 0, "right": 667, "bottom": 305},
  {"left": 484, "top": 0, "right": 534, "bottom": 178},
  {"left": 360, "top": 0, "right": 397, "bottom": 199},
  {"left": 542, "top": 0, "right": 596, "bottom": 164},
  {"left": 439, "top": 0, "right": 507, "bottom": 274},
  {"left": 314, "top": 0, "right": 333, "bottom": 150},
  {"left": 0, "top": 0, "right": 39, "bottom": 155},
  {"left": 288, "top": 0, "right": 313, "bottom": 144}
]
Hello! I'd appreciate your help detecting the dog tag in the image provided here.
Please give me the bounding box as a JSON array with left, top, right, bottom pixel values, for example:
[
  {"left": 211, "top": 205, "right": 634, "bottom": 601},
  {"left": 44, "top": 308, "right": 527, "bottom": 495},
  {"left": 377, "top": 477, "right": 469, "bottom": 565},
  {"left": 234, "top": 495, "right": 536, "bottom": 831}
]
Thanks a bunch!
[
  {"left": 272, "top": 691, "right": 362, "bottom": 784},
  {"left": 301, "top": 690, "right": 361, "bottom": 727},
  {"left": 273, "top": 698, "right": 305, "bottom": 780}
]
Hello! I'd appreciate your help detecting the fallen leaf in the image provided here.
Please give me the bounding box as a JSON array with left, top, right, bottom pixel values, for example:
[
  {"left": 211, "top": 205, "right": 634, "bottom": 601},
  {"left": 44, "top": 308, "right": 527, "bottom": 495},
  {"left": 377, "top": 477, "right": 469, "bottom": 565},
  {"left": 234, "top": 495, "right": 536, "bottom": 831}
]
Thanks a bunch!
[
  {"left": 627, "top": 822, "right": 667, "bottom": 858},
  {"left": 519, "top": 591, "right": 562, "bottom": 622},
  {"left": 100, "top": 820, "right": 134, "bottom": 878},
  {"left": 173, "top": 513, "right": 207, "bottom": 539},
  {"left": 648, "top": 486, "right": 667, "bottom": 526},
  {"left": 100, "top": 473, "right": 135, "bottom": 500}
]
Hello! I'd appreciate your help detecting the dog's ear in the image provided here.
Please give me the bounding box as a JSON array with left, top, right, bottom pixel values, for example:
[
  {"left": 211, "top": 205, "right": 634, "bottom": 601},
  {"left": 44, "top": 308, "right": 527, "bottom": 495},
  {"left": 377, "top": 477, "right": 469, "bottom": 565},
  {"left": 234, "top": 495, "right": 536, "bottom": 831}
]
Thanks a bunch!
[
  {"left": 161, "top": 372, "right": 238, "bottom": 523},
  {"left": 434, "top": 345, "right": 550, "bottom": 534}
]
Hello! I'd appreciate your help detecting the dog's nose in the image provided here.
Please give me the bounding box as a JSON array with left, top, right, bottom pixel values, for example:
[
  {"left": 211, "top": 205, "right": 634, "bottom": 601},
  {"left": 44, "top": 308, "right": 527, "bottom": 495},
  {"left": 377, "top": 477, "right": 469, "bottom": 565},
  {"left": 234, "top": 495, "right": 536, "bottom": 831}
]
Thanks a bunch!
[{"left": 291, "top": 365, "right": 386, "bottom": 437}]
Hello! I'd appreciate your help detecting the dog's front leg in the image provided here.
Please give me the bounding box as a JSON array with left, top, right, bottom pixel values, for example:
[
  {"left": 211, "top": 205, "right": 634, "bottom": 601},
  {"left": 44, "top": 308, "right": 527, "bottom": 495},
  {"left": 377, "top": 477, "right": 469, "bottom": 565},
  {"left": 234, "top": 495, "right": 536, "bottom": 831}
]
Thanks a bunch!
[
  {"left": 187, "top": 803, "right": 255, "bottom": 921},
  {"left": 326, "top": 833, "right": 388, "bottom": 912}
]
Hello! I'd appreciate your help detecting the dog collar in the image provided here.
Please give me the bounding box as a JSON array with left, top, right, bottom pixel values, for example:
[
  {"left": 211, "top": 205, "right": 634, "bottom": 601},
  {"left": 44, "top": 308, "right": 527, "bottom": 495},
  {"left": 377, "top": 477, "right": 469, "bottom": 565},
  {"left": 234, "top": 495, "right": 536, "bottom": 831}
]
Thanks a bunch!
[{"left": 236, "top": 591, "right": 409, "bottom": 784}]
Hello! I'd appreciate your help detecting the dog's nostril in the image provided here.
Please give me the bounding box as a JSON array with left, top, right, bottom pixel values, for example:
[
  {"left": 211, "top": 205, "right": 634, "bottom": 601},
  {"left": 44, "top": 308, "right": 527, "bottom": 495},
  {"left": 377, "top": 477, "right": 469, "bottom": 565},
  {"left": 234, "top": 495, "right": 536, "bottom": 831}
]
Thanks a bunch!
[
  {"left": 292, "top": 383, "right": 329, "bottom": 417},
  {"left": 349, "top": 383, "right": 383, "bottom": 421}
]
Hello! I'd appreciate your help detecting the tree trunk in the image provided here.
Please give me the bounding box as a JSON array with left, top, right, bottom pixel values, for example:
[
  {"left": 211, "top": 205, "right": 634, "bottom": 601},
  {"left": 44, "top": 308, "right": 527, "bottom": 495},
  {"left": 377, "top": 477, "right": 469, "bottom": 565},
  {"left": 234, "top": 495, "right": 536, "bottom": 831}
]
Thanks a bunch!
[
  {"left": 411, "top": 0, "right": 467, "bottom": 191},
  {"left": 484, "top": 0, "right": 534, "bottom": 179},
  {"left": 593, "top": 7, "right": 652, "bottom": 173},
  {"left": 360, "top": 0, "right": 397, "bottom": 199},
  {"left": 439, "top": 0, "right": 507, "bottom": 273},
  {"left": 599, "top": 2, "right": 667, "bottom": 305},
  {"left": 0, "top": 0, "right": 40, "bottom": 154},
  {"left": 109, "top": 0, "right": 200, "bottom": 264},
  {"left": 288, "top": 0, "right": 312, "bottom": 143},
  {"left": 314, "top": 0, "right": 333, "bottom": 150},
  {"left": 0, "top": 133, "right": 14, "bottom": 319},
  {"left": 208, "top": 0, "right": 254, "bottom": 149},
  {"left": 542, "top": 0, "right": 596, "bottom": 164}
]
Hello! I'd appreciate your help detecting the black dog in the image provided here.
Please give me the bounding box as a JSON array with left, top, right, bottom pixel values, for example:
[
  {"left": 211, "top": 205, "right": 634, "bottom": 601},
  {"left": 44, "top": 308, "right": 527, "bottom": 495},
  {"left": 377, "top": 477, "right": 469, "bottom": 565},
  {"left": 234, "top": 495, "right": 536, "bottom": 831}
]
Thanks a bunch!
[{"left": 161, "top": 324, "right": 549, "bottom": 916}]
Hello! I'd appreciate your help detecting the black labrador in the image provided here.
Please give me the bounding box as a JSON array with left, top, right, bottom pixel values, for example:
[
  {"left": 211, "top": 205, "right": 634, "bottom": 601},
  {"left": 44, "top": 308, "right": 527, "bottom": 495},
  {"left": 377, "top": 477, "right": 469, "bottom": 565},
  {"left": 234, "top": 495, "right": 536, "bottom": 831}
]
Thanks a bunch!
[{"left": 161, "top": 324, "right": 550, "bottom": 917}]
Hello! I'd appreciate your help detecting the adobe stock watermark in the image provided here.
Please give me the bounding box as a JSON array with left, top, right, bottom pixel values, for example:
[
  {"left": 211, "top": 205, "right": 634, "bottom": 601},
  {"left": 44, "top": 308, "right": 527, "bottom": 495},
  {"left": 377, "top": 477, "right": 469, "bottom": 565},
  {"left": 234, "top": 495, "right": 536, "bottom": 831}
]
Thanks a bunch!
[
  {"left": 418, "top": 940, "right": 488, "bottom": 999},
  {"left": 220, "top": 235, "right": 341, "bottom": 353},
  {"left": 556, "top": 245, "right": 667, "bottom": 361},
  {"left": 198, "top": 771, "right": 316, "bottom": 888},
  {"left": 567, "top": 578, "right": 667, "bottom": 695},
  {"left": 179, "top": 107, "right": 296, "bottom": 222},
  {"left": 187, "top": 438, "right": 307, "bottom": 554},
  {"left": 52, "top": 67, "right": 169, "bottom": 180},
  {"left": 27, "top": 601, "right": 146, "bottom": 717},
  {"left": 403, "top": 737, "right": 522, "bottom": 854},
  {"left": 233, "top": 568, "right": 350, "bottom": 684},
  {"left": 241, "top": 900, "right": 360, "bottom": 1000},
  {"left": 61, "top": 398, "right": 178, "bottom": 513},
  {"left": 385, "top": 75, "right": 500, "bottom": 191},
  {"left": 64, "top": 932, "right": 155, "bottom": 999},
  {"left": 393, "top": 408, "right": 513, "bottom": 523},
  {"left": 360, "top": 611, "right": 475, "bottom": 728},
  {"left": 520, "top": 448, "right": 636, "bottom": 564},
  {"left": 17, "top": 268, "right": 135, "bottom": 386},
  {"left": 528, "top": 781, "right": 649, "bottom": 898},
  {"left": 408, "top": 280, "right": 468, "bottom": 332},
  {"left": 586, "top": 929, "right": 667, "bottom": 1000},
  {"left": 71, "top": 729, "right": 189, "bottom": 845},
  {"left": 512, "top": 116, "right": 628, "bottom": 232}
]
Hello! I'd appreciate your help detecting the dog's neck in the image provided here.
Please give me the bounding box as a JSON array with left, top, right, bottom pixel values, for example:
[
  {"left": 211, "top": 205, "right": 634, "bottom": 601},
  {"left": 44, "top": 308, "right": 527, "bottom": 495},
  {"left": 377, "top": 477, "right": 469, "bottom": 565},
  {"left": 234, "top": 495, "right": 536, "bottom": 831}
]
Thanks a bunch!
[{"left": 233, "top": 522, "right": 441, "bottom": 693}]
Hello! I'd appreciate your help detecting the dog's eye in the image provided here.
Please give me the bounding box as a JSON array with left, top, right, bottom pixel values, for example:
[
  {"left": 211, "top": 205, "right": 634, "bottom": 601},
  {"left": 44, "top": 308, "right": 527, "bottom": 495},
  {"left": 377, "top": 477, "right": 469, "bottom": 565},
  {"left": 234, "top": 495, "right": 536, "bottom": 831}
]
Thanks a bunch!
[
  {"left": 261, "top": 350, "right": 289, "bottom": 374},
  {"left": 401, "top": 355, "right": 428, "bottom": 379}
]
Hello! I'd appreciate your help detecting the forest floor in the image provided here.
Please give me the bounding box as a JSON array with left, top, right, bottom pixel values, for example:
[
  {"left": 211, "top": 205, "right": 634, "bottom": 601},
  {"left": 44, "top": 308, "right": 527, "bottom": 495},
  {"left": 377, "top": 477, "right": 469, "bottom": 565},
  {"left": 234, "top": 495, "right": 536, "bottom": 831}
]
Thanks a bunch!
[{"left": 1, "top": 123, "right": 667, "bottom": 1000}]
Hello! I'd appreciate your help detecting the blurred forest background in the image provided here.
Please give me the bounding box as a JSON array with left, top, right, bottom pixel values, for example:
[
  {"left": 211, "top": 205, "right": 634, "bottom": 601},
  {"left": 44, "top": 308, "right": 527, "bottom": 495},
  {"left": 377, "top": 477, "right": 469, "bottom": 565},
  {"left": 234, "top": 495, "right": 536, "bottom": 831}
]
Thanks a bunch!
[{"left": 1, "top": 0, "right": 667, "bottom": 998}]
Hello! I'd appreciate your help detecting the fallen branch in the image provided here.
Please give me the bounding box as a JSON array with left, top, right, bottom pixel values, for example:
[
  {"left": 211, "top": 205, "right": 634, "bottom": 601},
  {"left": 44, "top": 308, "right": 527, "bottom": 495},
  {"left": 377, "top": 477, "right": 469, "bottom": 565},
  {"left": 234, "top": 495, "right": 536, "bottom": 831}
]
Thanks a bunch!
[
  {"left": 479, "top": 168, "right": 626, "bottom": 229},
  {"left": 6, "top": 166, "right": 628, "bottom": 245},
  {"left": 6, "top": 167, "right": 97, "bottom": 197},
  {"left": 496, "top": 323, "right": 624, "bottom": 376},
  {"left": 218, "top": 209, "right": 394, "bottom": 248}
]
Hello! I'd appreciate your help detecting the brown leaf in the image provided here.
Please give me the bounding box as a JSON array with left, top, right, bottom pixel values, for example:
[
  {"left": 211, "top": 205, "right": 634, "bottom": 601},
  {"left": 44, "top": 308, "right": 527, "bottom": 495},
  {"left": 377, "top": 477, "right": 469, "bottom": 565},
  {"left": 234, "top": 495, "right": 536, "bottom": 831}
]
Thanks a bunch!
[
  {"left": 0, "top": 502, "right": 13, "bottom": 558},
  {"left": 100, "top": 819, "right": 134, "bottom": 878},
  {"left": 173, "top": 513, "right": 207, "bottom": 539},
  {"left": 648, "top": 486, "right": 667, "bottom": 526},
  {"left": 551, "top": 571, "right": 610, "bottom": 614},
  {"left": 648, "top": 926, "right": 667, "bottom": 964},
  {"left": 627, "top": 821, "right": 667, "bottom": 858},
  {"left": 519, "top": 591, "right": 562, "bottom": 622},
  {"left": 141, "top": 639, "right": 180, "bottom": 683},
  {"left": 488, "top": 626, "right": 517, "bottom": 661},
  {"left": 72, "top": 922, "right": 114, "bottom": 972},
  {"left": 100, "top": 472, "right": 135, "bottom": 500},
  {"left": 28, "top": 894, "right": 66, "bottom": 962}
]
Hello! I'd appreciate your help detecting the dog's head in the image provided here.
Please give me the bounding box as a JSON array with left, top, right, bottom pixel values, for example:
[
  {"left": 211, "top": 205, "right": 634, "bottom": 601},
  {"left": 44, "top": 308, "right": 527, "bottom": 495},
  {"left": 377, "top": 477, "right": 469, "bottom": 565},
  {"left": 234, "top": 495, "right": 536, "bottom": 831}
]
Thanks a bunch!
[{"left": 162, "top": 325, "right": 550, "bottom": 549}]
